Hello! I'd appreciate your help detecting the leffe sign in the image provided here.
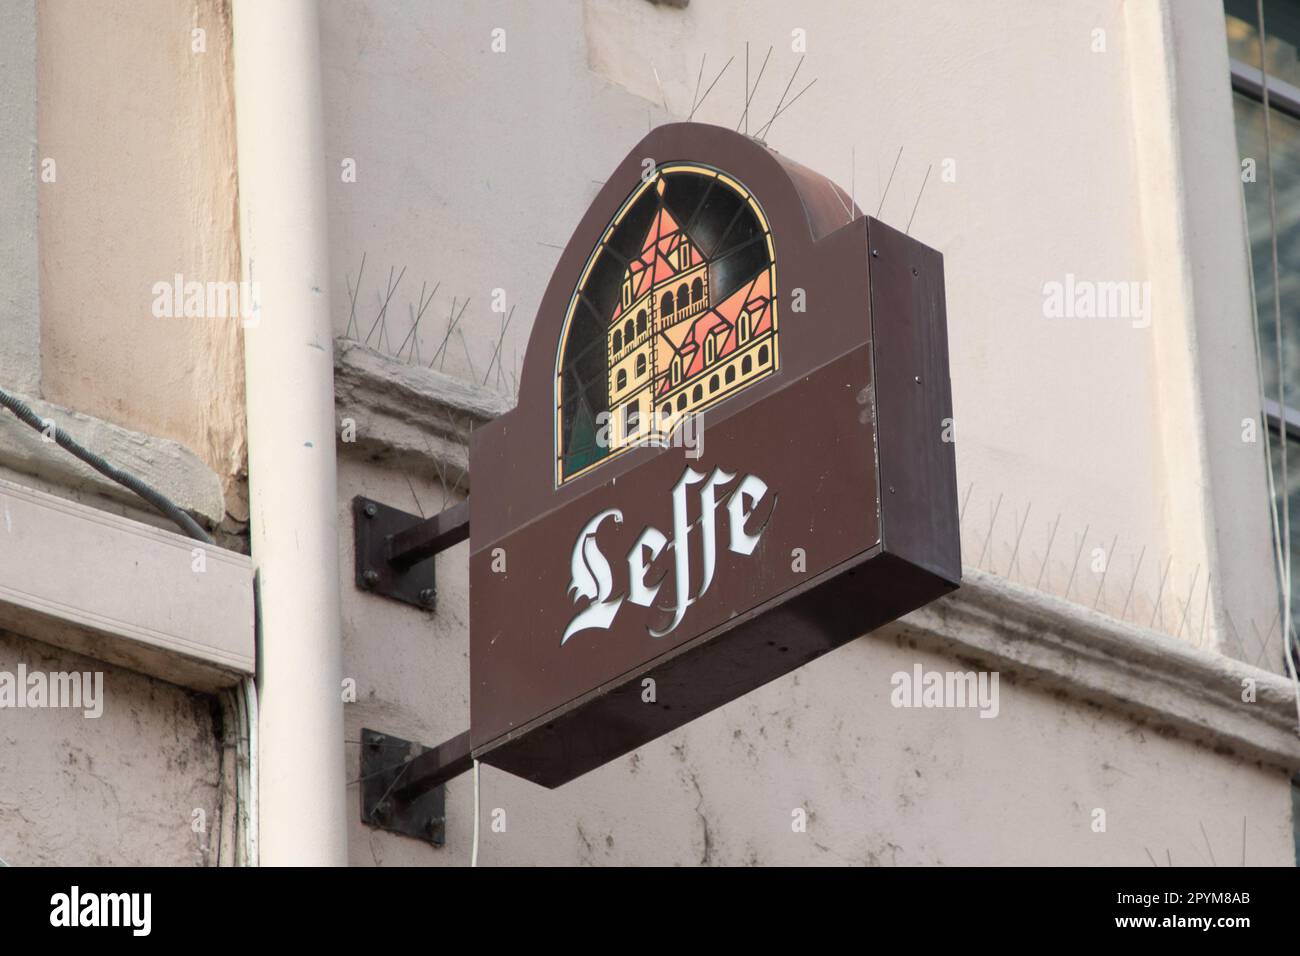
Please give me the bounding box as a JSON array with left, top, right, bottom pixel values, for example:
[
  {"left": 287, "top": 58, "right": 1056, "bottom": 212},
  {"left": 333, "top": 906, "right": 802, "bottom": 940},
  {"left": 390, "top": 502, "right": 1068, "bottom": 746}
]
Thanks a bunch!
[{"left": 468, "top": 122, "right": 959, "bottom": 787}]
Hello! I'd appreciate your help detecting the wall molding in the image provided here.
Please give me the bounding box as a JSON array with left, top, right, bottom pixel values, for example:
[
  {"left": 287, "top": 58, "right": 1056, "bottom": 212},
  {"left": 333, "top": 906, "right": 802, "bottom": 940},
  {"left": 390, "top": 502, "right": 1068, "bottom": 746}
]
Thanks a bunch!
[
  {"left": 0, "top": 477, "right": 254, "bottom": 692},
  {"left": 886, "top": 568, "right": 1300, "bottom": 772},
  {"left": 333, "top": 337, "right": 514, "bottom": 490},
  {"left": 0, "top": 390, "right": 226, "bottom": 528}
]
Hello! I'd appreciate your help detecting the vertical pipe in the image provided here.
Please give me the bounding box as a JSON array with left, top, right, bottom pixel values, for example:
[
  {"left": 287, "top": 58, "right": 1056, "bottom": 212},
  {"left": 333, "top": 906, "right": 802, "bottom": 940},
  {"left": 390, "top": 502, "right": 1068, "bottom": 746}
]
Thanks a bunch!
[{"left": 231, "top": 0, "right": 346, "bottom": 865}]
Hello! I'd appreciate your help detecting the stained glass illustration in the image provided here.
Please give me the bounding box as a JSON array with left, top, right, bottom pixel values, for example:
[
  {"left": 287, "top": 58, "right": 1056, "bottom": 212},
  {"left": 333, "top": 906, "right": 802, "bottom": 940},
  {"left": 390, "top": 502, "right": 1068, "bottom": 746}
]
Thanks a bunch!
[{"left": 555, "top": 164, "right": 778, "bottom": 484}]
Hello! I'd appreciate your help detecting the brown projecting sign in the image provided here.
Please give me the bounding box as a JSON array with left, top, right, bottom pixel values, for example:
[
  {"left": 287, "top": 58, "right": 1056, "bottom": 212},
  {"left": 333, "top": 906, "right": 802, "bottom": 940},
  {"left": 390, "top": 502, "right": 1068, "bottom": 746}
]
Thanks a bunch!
[{"left": 468, "top": 122, "right": 959, "bottom": 787}]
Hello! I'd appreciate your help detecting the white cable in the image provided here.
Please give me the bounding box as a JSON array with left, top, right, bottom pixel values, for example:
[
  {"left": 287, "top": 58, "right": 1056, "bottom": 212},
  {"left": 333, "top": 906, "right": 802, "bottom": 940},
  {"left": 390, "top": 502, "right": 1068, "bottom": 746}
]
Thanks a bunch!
[
  {"left": 231, "top": 679, "right": 249, "bottom": 866},
  {"left": 243, "top": 676, "right": 260, "bottom": 866},
  {"left": 471, "top": 758, "right": 481, "bottom": 868}
]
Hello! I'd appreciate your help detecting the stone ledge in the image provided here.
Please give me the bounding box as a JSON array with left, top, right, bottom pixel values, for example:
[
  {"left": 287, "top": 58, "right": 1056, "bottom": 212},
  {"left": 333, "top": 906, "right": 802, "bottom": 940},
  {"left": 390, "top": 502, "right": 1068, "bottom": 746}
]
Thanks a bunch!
[
  {"left": 886, "top": 568, "right": 1300, "bottom": 772},
  {"left": 0, "top": 391, "right": 225, "bottom": 528},
  {"left": 0, "top": 477, "right": 254, "bottom": 692},
  {"left": 333, "top": 337, "right": 514, "bottom": 490}
]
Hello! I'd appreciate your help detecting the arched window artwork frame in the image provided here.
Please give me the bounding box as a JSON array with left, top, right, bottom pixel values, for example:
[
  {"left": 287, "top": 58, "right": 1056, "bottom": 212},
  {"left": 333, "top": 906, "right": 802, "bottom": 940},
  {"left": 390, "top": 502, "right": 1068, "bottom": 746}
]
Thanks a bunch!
[
  {"left": 555, "top": 163, "right": 779, "bottom": 485},
  {"left": 616, "top": 368, "right": 627, "bottom": 391}
]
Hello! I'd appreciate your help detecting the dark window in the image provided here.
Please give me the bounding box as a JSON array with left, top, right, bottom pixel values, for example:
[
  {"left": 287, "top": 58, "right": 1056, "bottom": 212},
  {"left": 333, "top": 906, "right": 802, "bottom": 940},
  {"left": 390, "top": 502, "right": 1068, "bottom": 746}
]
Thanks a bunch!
[
  {"left": 692, "top": 384, "right": 703, "bottom": 402},
  {"left": 677, "top": 394, "right": 686, "bottom": 412},
  {"left": 709, "top": 374, "right": 719, "bottom": 393},
  {"left": 661, "top": 405, "right": 670, "bottom": 420},
  {"left": 661, "top": 291, "right": 674, "bottom": 315},
  {"left": 635, "top": 354, "right": 646, "bottom": 377},
  {"left": 1228, "top": 0, "right": 1300, "bottom": 666},
  {"left": 759, "top": 344, "right": 769, "bottom": 364},
  {"left": 637, "top": 309, "right": 647, "bottom": 334},
  {"left": 742, "top": 355, "right": 752, "bottom": 375},
  {"left": 624, "top": 319, "right": 634, "bottom": 341},
  {"left": 616, "top": 369, "right": 627, "bottom": 390},
  {"left": 677, "top": 283, "right": 689, "bottom": 307},
  {"left": 692, "top": 277, "right": 703, "bottom": 303},
  {"left": 612, "top": 329, "right": 622, "bottom": 352},
  {"left": 725, "top": 365, "right": 736, "bottom": 384}
]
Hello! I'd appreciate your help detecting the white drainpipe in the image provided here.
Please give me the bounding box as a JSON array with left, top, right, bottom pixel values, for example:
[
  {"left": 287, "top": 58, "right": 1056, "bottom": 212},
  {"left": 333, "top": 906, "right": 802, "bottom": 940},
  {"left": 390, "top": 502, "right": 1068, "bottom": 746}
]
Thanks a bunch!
[{"left": 231, "top": 0, "right": 347, "bottom": 865}]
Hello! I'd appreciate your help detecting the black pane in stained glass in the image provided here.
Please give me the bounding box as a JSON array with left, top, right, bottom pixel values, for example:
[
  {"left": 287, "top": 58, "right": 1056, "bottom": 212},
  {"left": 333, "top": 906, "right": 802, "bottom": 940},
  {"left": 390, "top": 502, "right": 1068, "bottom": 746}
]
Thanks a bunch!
[
  {"left": 568, "top": 314, "right": 607, "bottom": 389},
  {"left": 687, "top": 187, "right": 745, "bottom": 258},
  {"left": 583, "top": 251, "right": 627, "bottom": 326},
  {"left": 709, "top": 237, "right": 769, "bottom": 304},
  {"left": 715, "top": 204, "right": 763, "bottom": 259},
  {"left": 567, "top": 297, "right": 602, "bottom": 352},
  {"left": 608, "top": 189, "right": 660, "bottom": 264},
  {"left": 662, "top": 173, "right": 714, "bottom": 229}
]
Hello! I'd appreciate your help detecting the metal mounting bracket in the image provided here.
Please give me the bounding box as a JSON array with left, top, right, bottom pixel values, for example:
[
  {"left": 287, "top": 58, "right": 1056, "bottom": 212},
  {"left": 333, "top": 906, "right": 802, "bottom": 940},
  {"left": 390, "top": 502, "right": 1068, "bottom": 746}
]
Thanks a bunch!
[
  {"left": 359, "top": 728, "right": 448, "bottom": 846},
  {"left": 352, "top": 496, "right": 470, "bottom": 609},
  {"left": 359, "top": 727, "right": 474, "bottom": 847}
]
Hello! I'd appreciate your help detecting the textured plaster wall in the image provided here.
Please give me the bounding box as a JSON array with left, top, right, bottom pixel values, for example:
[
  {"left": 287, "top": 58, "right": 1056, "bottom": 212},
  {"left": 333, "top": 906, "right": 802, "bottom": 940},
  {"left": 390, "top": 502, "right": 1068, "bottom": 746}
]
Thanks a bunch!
[
  {"left": 37, "top": 0, "right": 247, "bottom": 519},
  {"left": 0, "top": 0, "right": 241, "bottom": 867},
  {"left": 321, "top": 0, "right": 1278, "bottom": 657},
  {"left": 0, "top": 1, "right": 41, "bottom": 394},
  {"left": 0, "top": 629, "right": 222, "bottom": 866},
  {"left": 323, "top": 0, "right": 1295, "bottom": 864}
]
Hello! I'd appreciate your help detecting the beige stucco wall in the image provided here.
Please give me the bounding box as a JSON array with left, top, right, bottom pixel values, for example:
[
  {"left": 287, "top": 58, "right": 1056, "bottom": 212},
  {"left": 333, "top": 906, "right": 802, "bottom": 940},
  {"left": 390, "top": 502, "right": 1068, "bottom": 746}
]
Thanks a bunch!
[
  {"left": 0, "top": 0, "right": 242, "bottom": 867},
  {"left": 2, "top": 0, "right": 1289, "bottom": 867},
  {"left": 0, "top": 629, "right": 223, "bottom": 866},
  {"left": 321, "top": 0, "right": 1278, "bottom": 663},
  {"left": 37, "top": 0, "right": 247, "bottom": 519},
  {"left": 324, "top": 0, "right": 1295, "bottom": 865}
]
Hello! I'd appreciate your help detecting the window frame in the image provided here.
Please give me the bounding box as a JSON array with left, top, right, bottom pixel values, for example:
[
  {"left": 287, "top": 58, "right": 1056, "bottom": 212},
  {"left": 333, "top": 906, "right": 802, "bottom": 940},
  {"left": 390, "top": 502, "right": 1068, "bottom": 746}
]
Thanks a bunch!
[{"left": 1232, "top": 58, "right": 1300, "bottom": 440}]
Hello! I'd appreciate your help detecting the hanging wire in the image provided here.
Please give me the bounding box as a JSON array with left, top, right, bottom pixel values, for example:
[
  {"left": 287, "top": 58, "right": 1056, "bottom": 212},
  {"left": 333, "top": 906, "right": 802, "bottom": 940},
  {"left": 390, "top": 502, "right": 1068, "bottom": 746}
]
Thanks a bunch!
[
  {"left": 471, "top": 758, "right": 481, "bottom": 868},
  {"left": 0, "top": 385, "right": 212, "bottom": 543}
]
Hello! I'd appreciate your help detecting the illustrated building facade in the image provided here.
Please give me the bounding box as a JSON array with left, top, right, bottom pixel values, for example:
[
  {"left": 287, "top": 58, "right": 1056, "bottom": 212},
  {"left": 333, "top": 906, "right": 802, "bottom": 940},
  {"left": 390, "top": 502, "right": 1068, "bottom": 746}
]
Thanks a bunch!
[{"left": 605, "top": 176, "right": 777, "bottom": 451}]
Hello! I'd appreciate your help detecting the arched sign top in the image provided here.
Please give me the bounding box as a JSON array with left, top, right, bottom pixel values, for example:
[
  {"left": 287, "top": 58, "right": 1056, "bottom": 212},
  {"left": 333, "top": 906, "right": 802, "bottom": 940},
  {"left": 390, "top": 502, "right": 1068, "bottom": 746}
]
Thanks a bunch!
[
  {"left": 554, "top": 162, "right": 779, "bottom": 486},
  {"left": 480, "top": 123, "right": 864, "bottom": 541}
]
